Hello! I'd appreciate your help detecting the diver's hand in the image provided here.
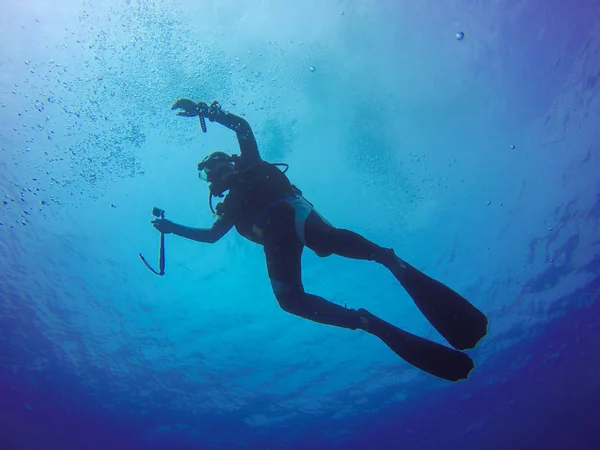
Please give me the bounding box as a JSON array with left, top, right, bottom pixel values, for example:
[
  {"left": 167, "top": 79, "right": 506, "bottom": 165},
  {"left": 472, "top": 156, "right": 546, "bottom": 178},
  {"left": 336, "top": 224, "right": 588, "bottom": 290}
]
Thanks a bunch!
[
  {"left": 205, "top": 101, "right": 222, "bottom": 121},
  {"left": 151, "top": 218, "right": 178, "bottom": 234},
  {"left": 171, "top": 99, "right": 222, "bottom": 119},
  {"left": 171, "top": 99, "right": 207, "bottom": 117}
]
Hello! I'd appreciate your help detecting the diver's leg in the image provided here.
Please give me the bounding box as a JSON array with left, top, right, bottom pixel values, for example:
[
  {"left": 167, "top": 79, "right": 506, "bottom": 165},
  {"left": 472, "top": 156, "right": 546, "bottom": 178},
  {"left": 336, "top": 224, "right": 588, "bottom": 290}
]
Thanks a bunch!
[
  {"left": 264, "top": 232, "right": 365, "bottom": 330},
  {"left": 263, "top": 236, "right": 474, "bottom": 381},
  {"left": 303, "top": 211, "right": 488, "bottom": 351},
  {"left": 304, "top": 211, "right": 396, "bottom": 263}
]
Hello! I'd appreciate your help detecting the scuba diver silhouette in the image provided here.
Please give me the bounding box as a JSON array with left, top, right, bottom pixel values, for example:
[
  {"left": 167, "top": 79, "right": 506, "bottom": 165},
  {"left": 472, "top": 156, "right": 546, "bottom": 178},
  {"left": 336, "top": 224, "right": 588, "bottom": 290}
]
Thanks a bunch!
[{"left": 151, "top": 99, "right": 488, "bottom": 382}]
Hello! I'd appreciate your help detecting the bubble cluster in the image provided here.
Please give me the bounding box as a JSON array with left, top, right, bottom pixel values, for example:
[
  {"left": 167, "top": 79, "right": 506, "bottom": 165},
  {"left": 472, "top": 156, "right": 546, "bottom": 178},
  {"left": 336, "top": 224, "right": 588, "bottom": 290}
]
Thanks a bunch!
[{"left": 0, "top": 2, "right": 202, "bottom": 227}]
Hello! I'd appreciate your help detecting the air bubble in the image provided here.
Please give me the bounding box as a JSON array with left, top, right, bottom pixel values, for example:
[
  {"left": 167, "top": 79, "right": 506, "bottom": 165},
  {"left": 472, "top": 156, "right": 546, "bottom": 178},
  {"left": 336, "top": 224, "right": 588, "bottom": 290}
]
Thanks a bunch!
[{"left": 456, "top": 31, "right": 465, "bottom": 40}]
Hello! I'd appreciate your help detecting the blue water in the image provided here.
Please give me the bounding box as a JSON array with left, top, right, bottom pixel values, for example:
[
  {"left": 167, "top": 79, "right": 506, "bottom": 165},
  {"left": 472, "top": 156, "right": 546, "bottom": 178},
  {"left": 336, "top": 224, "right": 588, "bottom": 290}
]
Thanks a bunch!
[{"left": 1, "top": 1, "right": 599, "bottom": 449}]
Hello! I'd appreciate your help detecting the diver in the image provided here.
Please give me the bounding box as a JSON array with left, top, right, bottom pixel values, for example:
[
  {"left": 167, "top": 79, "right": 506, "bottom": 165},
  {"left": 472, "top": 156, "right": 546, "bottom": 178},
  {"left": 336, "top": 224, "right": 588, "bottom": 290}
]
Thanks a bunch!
[{"left": 151, "top": 99, "right": 489, "bottom": 382}]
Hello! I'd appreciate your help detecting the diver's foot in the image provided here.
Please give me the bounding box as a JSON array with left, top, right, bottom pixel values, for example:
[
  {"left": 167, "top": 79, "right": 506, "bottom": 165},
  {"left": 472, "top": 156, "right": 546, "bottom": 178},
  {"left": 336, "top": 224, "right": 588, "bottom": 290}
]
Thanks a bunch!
[
  {"left": 382, "top": 255, "right": 489, "bottom": 351},
  {"left": 357, "top": 308, "right": 392, "bottom": 336},
  {"left": 357, "top": 308, "right": 376, "bottom": 332},
  {"left": 379, "top": 248, "right": 409, "bottom": 282},
  {"left": 357, "top": 308, "right": 474, "bottom": 381}
]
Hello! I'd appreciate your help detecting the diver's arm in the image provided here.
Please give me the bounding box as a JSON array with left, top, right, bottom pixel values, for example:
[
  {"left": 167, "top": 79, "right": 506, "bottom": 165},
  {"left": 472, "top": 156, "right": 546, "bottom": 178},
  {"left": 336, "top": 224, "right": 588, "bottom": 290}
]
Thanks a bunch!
[
  {"left": 209, "top": 107, "right": 261, "bottom": 163},
  {"left": 170, "top": 99, "right": 261, "bottom": 163},
  {"left": 152, "top": 216, "right": 233, "bottom": 243},
  {"left": 174, "top": 216, "right": 233, "bottom": 243}
]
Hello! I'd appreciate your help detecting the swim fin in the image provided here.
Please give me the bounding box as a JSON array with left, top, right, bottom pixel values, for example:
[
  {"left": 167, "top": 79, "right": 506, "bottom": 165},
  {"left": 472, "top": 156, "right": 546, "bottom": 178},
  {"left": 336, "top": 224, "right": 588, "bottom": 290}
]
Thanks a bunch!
[
  {"left": 388, "top": 256, "right": 488, "bottom": 351},
  {"left": 359, "top": 309, "right": 475, "bottom": 382}
]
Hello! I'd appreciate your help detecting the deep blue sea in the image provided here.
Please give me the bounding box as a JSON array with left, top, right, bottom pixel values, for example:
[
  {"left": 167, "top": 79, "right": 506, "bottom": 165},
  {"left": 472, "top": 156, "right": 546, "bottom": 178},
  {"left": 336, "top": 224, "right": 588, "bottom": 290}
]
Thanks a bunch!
[{"left": 1, "top": 1, "right": 599, "bottom": 449}]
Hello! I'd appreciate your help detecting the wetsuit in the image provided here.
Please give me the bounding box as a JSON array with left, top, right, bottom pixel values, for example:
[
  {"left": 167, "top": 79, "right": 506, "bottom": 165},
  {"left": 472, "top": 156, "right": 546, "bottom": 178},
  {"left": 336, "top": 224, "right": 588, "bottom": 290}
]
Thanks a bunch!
[
  {"left": 210, "top": 110, "right": 397, "bottom": 330},
  {"left": 162, "top": 99, "right": 489, "bottom": 381}
]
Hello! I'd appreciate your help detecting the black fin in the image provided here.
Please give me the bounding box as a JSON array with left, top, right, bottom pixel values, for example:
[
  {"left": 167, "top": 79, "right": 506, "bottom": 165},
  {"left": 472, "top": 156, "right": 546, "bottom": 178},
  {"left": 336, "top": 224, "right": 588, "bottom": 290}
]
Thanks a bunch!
[
  {"left": 360, "top": 309, "right": 475, "bottom": 382},
  {"left": 393, "top": 259, "right": 489, "bottom": 350}
]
